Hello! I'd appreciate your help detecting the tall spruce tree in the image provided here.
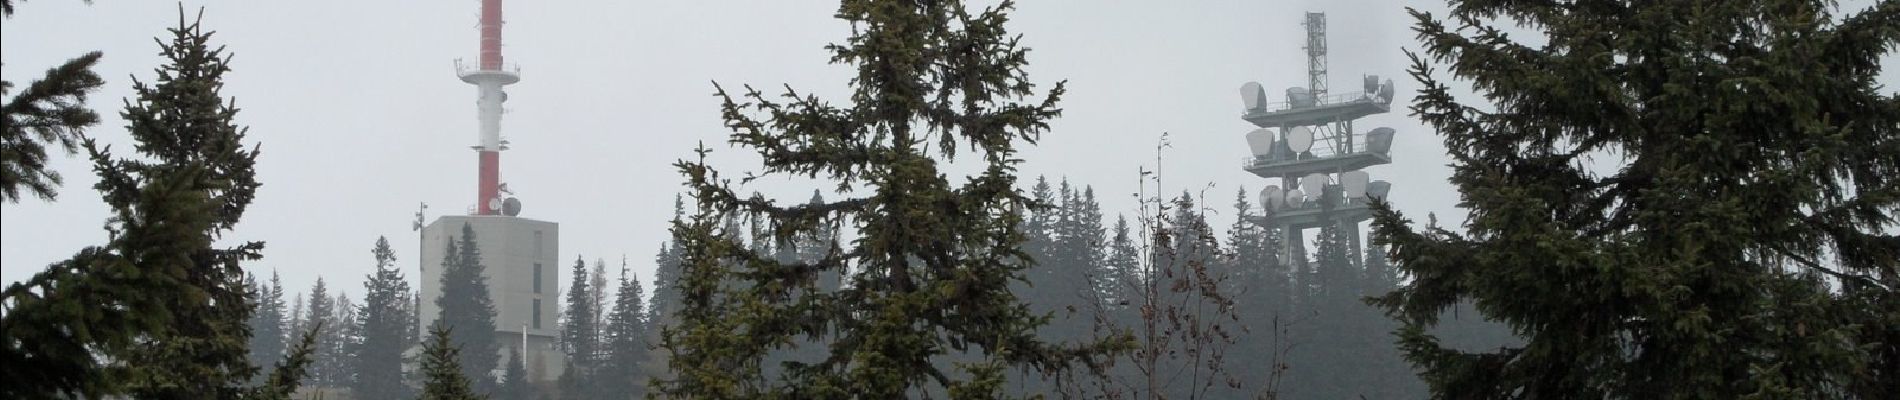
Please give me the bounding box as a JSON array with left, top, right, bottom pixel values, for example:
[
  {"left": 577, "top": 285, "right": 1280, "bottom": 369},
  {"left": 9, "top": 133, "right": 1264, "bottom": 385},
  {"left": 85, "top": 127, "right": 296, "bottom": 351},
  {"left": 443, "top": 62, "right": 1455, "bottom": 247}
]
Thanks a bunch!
[
  {"left": 0, "top": 11, "right": 311, "bottom": 398},
  {"left": 602, "top": 264, "right": 650, "bottom": 399},
  {"left": 0, "top": 2, "right": 104, "bottom": 203},
  {"left": 560, "top": 255, "right": 599, "bottom": 388},
  {"left": 497, "top": 346, "right": 529, "bottom": 400},
  {"left": 419, "top": 326, "right": 485, "bottom": 400},
  {"left": 246, "top": 272, "right": 289, "bottom": 381},
  {"left": 248, "top": 271, "right": 288, "bottom": 381},
  {"left": 356, "top": 236, "right": 416, "bottom": 399},
  {"left": 1101, "top": 215, "right": 1141, "bottom": 308},
  {"left": 305, "top": 278, "right": 342, "bottom": 387},
  {"left": 436, "top": 222, "right": 501, "bottom": 392},
  {"left": 657, "top": 1, "right": 1119, "bottom": 397},
  {"left": 1370, "top": 1, "right": 1900, "bottom": 398}
]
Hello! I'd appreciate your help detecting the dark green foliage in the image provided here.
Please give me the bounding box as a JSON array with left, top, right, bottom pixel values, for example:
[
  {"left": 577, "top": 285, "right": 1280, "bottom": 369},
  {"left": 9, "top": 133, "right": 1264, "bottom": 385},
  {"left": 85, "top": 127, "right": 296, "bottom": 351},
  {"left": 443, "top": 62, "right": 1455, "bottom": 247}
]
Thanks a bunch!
[
  {"left": 0, "top": 1, "right": 104, "bottom": 203},
  {"left": 436, "top": 222, "right": 502, "bottom": 393},
  {"left": 304, "top": 278, "right": 346, "bottom": 387},
  {"left": 603, "top": 264, "right": 650, "bottom": 399},
  {"left": 355, "top": 236, "right": 416, "bottom": 399},
  {"left": 247, "top": 272, "right": 289, "bottom": 383},
  {"left": 0, "top": 11, "right": 318, "bottom": 398},
  {"left": 420, "top": 326, "right": 487, "bottom": 400},
  {"left": 252, "top": 325, "right": 321, "bottom": 400},
  {"left": 656, "top": 0, "right": 1119, "bottom": 397},
  {"left": 497, "top": 347, "right": 530, "bottom": 400},
  {"left": 1101, "top": 216, "right": 1141, "bottom": 307},
  {"left": 562, "top": 256, "right": 599, "bottom": 375},
  {"left": 1370, "top": 1, "right": 1900, "bottom": 398}
]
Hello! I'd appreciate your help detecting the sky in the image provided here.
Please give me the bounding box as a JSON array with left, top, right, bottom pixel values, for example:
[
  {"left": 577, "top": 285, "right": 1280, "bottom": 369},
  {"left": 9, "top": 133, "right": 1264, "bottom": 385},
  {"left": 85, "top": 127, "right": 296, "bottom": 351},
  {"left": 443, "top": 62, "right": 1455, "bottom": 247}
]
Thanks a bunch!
[{"left": 4, "top": 0, "right": 1895, "bottom": 300}]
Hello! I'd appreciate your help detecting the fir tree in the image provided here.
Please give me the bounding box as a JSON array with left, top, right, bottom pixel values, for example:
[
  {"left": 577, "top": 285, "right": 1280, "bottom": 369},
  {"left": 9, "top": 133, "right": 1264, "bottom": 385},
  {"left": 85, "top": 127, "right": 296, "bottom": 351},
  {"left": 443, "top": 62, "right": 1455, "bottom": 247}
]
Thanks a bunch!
[
  {"left": 1101, "top": 215, "right": 1141, "bottom": 307},
  {"left": 246, "top": 271, "right": 289, "bottom": 381},
  {"left": 420, "top": 326, "right": 486, "bottom": 400},
  {"left": 288, "top": 292, "right": 307, "bottom": 348},
  {"left": 497, "top": 346, "right": 529, "bottom": 400},
  {"left": 436, "top": 223, "right": 501, "bottom": 392},
  {"left": 559, "top": 255, "right": 598, "bottom": 389},
  {"left": 0, "top": 11, "right": 293, "bottom": 398},
  {"left": 355, "top": 236, "right": 416, "bottom": 399},
  {"left": 0, "top": 3, "right": 104, "bottom": 203},
  {"left": 602, "top": 264, "right": 650, "bottom": 399},
  {"left": 657, "top": 1, "right": 1120, "bottom": 397},
  {"left": 1371, "top": 1, "right": 1900, "bottom": 398},
  {"left": 304, "top": 278, "right": 342, "bottom": 387}
]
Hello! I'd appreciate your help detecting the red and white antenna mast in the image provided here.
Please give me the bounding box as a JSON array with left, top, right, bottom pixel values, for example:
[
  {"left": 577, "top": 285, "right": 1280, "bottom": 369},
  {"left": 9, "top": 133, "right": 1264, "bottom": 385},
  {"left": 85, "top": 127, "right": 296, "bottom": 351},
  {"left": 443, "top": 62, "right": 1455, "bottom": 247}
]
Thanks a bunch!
[{"left": 458, "top": 0, "right": 519, "bottom": 215}]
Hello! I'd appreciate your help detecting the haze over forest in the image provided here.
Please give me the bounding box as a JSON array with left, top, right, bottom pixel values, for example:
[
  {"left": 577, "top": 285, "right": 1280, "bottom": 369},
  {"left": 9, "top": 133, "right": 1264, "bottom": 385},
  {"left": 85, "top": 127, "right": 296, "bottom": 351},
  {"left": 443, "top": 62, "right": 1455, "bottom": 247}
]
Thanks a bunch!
[{"left": 4, "top": 0, "right": 1898, "bottom": 399}]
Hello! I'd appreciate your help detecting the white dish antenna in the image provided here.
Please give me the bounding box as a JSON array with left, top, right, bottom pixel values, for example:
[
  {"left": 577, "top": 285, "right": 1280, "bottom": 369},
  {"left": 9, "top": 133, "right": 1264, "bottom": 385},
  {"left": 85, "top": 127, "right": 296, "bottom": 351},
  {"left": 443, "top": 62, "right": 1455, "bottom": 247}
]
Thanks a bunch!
[
  {"left": 1340, "top": 170, "right": 1370, "bottom": 198},
  {"left": 1285, "top": 189, "right": 1306, "bottom": 209},
  {"left": 1286, "top": 126, "right": 1314, "bottom": 153},
  {"left": 1260, "top": 185, "right": 1283, "bottom": 211},
  {"left": 1367, "top": 180, "right": 1392, "bottom": 198},
  {"left": 1240, "top": 82, "right": 1267, "bottom": 111},
  {"left": 1300, "top": 173, "right": 1327, "bottom": 197},
  {"left": 1245, "top": 128, "right": 1276, "bottom": 157}
]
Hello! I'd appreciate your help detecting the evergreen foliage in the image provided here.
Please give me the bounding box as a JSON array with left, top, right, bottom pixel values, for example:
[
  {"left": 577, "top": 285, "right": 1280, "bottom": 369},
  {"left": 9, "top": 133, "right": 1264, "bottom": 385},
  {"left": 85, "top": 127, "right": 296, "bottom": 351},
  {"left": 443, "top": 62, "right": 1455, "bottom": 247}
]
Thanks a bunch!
[
  {"left": 0, "top": 11, "right": 315, "bottom": 398},
  {"left": 420, "top": 326, "right": 487, "bottom": 400},
  {"left": 246, "top": 272, "right": 289, "bottom": 382},
  {"left": 436, "top": 222, "right": 502, "bottom": 392},
  {"left": 305, "top": 278, "right": 345, "bottom": 387},
  {"left": 1370, "top": 1, "right": 1900, "bottom": 398},
  {"left": 560, "top": 255, "right": 599, "bottom": 394},
  {"left": 0, "top": 2, "right": 104, "bottom": 203},
  {"left": 498, "top": 347, "right": 530, "bottom": 400},
  {"left": 563, "top": 256, "right": 599, "bottom": 371},
  {"left": 355, "top": 236, "right": 416, "bottom": 400},
  {"left": 656, "top": 1, "right": 1119, "bottom": 397},
  {"left": 602, "top": 263, "right": 650, "bottom": 399}
]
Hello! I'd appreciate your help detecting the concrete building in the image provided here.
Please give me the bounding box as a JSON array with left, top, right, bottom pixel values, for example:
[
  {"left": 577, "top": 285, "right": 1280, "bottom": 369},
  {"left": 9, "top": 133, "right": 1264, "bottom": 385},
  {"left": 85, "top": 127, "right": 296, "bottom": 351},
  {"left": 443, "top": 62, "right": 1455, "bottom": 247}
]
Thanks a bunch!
[
  {"left": 419, "top": 215, "right": 562, "bottom": 380},
  {"left": 413, "top": 0, "right": 563, "bottom": 381}
]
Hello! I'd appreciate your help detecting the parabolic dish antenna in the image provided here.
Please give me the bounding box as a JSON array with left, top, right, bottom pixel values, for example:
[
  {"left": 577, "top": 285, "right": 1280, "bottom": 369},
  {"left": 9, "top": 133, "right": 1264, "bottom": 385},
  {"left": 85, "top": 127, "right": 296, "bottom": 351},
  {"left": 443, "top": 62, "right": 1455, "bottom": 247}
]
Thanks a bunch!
[
  {"left": 1286, "top": 126, "right": 1315, "bottom": 153},
  {"left": 1367, "top": 180, "right": 1392, "bottom": 198},
  {"left": 1285, "top": 189, "right": 1306, "bottom": 209},
  {"left": 1340, "top": 170, "right": 1370, "bottom": 198},
  {"left": 1240, "top": 82, "right": 1267, "bottom": 111},
  {"left": 1301, "top": 173, "right": 1326, "bottom": 197},
  {"left": 1261, "top": 185, "right": 1283, "bottom": 210},
  {"left": 1245, "top": 128, "right": 1276, "bottom": 157}
]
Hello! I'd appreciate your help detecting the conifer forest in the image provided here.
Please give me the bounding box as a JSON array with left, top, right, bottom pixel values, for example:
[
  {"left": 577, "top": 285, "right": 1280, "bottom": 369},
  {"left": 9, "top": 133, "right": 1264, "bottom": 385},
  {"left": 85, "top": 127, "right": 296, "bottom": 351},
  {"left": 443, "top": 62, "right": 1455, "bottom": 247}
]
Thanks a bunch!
[{"left": 3, "top": 0, "right": 1897, "bottom": 399}]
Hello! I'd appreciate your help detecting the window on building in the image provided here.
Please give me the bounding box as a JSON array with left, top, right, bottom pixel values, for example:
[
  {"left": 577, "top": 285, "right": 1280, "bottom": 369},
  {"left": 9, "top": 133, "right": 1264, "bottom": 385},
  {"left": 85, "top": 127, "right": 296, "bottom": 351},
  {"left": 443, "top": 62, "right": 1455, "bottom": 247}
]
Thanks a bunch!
[
  {"left": 532, "top": 299, "right": 542, "bottom": 329},
  {"left": 533, "top": 263, "right": 542, "bottom": 293}
]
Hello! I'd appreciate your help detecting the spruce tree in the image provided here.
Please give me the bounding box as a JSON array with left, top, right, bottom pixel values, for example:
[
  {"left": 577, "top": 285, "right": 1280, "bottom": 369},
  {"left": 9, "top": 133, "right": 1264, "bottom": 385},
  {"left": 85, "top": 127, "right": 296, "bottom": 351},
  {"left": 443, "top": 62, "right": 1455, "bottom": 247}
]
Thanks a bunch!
[
  {"left": 304, "top": 278, "right": 337, "bottom": 387},
  {"left": 246, "top": 272, "right": 289, "bottom": 381},
  {"left": 497, "top": 346, "right": 530, "bottom": 400},
  {"left": 331, "top": 293, "right": 360, "bottom": 388},
  {"left": 1101, "top": 215, "right": 1141, "bottom": 307},
  {"left": 420, "top": 326, "right": 486, "bottom": 400},
  {"left": 1370, "top": 1, "right": 1900, "bottom": 398},
  {"left": 602, "top": 264, "right": 650, "bottom": 399},
  {"left": 657, "top": 1, "right": 1119, "bottom": 397},
  {"left": 560, "top": 255, "right": 598, "bottom": 388},
  {"left": 356, "top": 236, "right": 416, "bottom": 399},
  {"left": 0, "top": 11, "right": 293, "bottom": 398},
  {"left": 0, "top": 3, "right": 104, "bottom": 203},
  {"left": 436, "top": 222, "right": 501, "bottom": 392}
]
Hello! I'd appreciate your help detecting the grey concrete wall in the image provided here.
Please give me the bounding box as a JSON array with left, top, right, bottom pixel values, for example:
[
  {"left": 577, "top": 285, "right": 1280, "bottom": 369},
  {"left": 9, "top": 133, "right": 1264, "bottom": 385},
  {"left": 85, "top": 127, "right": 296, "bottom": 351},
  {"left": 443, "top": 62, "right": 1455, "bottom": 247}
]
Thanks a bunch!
[{"left": 419, "top": 215, "right": 564, "bottom": 380}]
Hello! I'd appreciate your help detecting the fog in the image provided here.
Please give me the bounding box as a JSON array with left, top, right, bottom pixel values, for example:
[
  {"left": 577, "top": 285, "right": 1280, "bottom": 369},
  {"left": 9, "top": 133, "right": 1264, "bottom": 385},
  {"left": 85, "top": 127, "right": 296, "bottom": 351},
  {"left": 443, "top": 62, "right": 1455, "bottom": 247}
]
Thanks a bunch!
[{"left": 3, "top": 0, "right": 1893, "bottom": 297}]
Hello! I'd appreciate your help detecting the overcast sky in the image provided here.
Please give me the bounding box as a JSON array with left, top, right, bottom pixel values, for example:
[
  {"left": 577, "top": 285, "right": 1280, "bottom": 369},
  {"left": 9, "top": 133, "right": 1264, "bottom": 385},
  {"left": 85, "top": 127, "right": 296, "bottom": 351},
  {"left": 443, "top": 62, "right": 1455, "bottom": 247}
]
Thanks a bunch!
[{"left": 4, "top": 0, "right": 1894, "bottom": 299}]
